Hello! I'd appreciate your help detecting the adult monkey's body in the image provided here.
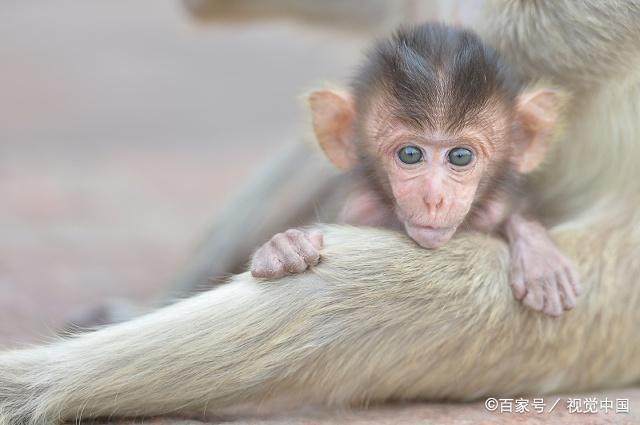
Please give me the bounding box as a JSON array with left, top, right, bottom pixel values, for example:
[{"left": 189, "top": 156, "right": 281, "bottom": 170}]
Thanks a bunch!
[{"left": 1, "top": 1, "right": 640, "bottom": 424}]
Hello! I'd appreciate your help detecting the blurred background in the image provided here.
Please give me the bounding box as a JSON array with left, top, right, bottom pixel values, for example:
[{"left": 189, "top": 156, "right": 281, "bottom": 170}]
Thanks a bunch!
[{"left": 0, "top": 0, "right": 477, "bottom": 346}]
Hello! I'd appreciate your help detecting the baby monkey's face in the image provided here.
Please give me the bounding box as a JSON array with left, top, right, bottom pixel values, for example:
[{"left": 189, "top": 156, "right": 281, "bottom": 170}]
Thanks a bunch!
[
  {"left": 367, "top": 119, "right": 499, "bottom": 248},
  {"left": 308, "top": 87, "right": 557, "bottom": 250}
]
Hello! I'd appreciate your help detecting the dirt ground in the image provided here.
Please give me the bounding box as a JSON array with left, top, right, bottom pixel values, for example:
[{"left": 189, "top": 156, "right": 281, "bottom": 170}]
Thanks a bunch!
[{"left": 1, "top": 1, "right": 638, "bottom": 423}]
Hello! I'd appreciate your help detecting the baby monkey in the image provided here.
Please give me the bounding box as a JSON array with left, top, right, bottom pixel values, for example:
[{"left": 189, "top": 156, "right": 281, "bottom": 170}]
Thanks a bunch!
[{"left": 251, "top": 23, "right": 581, "bottom": 317}]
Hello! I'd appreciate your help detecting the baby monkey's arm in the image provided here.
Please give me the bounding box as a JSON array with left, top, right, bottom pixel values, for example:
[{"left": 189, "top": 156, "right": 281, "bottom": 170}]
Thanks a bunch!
[
  {"left": 502, "top": 213, "right": 582, "bottom": 317},
  {"left": 250, "top": 188, "right": 394, "bottom": 279}
]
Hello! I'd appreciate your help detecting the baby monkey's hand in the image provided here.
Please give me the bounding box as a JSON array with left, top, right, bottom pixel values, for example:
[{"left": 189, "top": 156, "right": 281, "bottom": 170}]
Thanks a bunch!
[
  {"left": 505, "top": 215, "right": 582, "bottom": 317},
  {"left": 250, "top": 229, "right": 323, "bottom": 279}
]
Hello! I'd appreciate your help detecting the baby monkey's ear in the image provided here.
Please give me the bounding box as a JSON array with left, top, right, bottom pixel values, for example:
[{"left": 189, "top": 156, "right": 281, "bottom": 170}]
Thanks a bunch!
[
  {"left": 514, "top": 89, "right": 561, "bottom": 174},
  {"left": 308, "top": 89, "right": 357, "bottom": 170}
]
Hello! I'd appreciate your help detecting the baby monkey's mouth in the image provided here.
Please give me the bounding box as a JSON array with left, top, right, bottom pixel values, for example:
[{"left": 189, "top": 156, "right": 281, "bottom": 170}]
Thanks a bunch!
[{"left": 403, "top": 222, "right": 457, "bottom": 249}]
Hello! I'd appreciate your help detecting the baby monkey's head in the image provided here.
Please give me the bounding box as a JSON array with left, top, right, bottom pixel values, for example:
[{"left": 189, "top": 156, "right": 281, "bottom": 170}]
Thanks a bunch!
[{"left": 309, "top": 23, "right": 560, "bottom": 248}]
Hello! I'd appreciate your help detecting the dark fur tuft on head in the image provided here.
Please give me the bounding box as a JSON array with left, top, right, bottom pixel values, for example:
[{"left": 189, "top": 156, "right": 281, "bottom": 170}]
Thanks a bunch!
[{"left": 353, "top": 22, "right": 523, "bottom": 132}]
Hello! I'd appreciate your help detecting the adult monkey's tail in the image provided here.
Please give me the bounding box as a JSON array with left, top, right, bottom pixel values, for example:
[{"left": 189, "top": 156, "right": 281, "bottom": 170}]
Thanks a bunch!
[{"left": 1, "top": 225, "right": 639, "bottom": 424}]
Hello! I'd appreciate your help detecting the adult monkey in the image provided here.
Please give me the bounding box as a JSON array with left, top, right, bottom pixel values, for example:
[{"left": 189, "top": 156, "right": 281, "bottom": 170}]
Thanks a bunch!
[{"left": 2, "top": 1, "right": 640, "bottom": 424}]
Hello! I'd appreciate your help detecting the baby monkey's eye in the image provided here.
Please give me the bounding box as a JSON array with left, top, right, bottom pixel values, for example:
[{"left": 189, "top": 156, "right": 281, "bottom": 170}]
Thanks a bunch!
[
  {"left": 448, "top": 147, "right": 474, "bottom": 167},
  {"left": 397, "top": 146, "right": 423, "bottom": 164}
]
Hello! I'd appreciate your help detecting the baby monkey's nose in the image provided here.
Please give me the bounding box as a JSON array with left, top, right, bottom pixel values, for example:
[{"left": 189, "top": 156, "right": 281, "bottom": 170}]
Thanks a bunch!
[{"left": 423, "top": 191, "right": 445, "bottom": 216}]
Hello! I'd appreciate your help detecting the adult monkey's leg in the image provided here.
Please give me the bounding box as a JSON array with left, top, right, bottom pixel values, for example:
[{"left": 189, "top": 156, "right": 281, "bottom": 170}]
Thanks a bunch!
[{"left": 2, "top": 224, "right": 639, "bottom": 424}]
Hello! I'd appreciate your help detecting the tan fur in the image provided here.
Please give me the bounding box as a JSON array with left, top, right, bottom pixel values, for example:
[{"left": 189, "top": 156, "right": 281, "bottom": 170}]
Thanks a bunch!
[
  {"left": 481, "top": 0, "right": 640, "bottom": 223},
  {"left": 1, "top": 1, "right": 640, "bottom": 423},
  {"left": 1, "top": 222, "right": 639, "bottom": 424}
]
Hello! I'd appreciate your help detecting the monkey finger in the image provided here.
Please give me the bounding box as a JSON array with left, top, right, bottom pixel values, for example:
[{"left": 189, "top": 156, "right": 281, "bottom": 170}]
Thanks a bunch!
[
  {"left": 557, "top": 271, "right": 576, "bottom": 310},
  {"left": 510, "top": 274, "right": 527, "bottom": 301},
  {"left": 251, "top": 252, "right": 284, "bottom": 279},
  {"left": 265, "top": 254, "right": 289, "bottom": 279},
  {"left": 542, "top": 279, "right": 563, "bottom": 317},
  {"left": 307, "top": 229, "right": 324, "bottom": 251},
  {"left": 522, "top": 280, "right": 544, "bottom": 312},
  {"left": 285, "top": 230, "right": 321, "bottom": 266},
  {"left": 509, "top": 267, "right": 527, "bottom": 300},
  {"left": 250, "top": 247, "right": 269, "bottom": 277},
  {"left": 271, "top": 234, "right": 307, "bottom": 274},
  {"left": 283, "top": 228, "right": 306, "bottom": 240},
  {"left": 250, "top": 263, "right": 266, "bottom": 278}
]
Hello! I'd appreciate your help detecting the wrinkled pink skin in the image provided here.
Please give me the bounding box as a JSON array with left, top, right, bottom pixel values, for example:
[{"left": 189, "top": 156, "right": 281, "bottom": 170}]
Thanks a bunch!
[
  {"left": 250, "top": 188, "right": 582, "bottom": 317},
  {"left": 503, "top": 214, "right": 582, "bottom": 316},
  {"left": 250, "top": 229, "right": 323, "bottom": 279}
]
